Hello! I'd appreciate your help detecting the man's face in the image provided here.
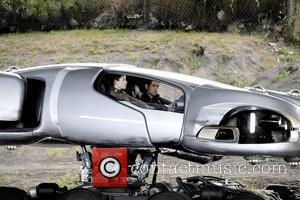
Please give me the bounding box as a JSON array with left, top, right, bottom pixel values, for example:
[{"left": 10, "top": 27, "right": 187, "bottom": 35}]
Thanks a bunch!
[{"left": 146, "top": 81, "right": 159, "bottom": 98}]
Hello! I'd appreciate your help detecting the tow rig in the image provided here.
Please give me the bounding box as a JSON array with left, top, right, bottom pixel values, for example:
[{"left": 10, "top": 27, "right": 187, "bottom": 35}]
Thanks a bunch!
[{"left": 1, "top": 146, "right": 299, "bottom": 200}]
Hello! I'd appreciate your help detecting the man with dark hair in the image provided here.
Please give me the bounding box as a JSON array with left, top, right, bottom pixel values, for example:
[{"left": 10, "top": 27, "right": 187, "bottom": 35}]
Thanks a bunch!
[
  {"left": 141, "top": 80, "right": 161, "bottom": 103},
  {"left": 141, "top": 80, "right": 167, "bottom": 110}
]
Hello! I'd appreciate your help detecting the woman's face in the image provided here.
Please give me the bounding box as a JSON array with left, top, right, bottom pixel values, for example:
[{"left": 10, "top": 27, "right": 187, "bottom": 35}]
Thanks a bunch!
[{"left": 114, "top": 75, "right": 127, "bottom": 90}]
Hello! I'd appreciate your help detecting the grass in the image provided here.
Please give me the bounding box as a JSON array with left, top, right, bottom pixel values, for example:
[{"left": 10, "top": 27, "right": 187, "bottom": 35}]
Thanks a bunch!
[
  {"left": 0, "top": 29, "right": 282, "bottom": 70},
  {"left": 144, "top": 55, "right": 160, "bottom": 69},
  {"left": 293, "top": 32, "right": 300, "bottom": 44},
  {"left": 0, "top": 146, "right": 81, "bottom": 190},
  {"left": 217, "top": 73, "right": 254, "bottom": 88},
  {"left": 273, "top": 70, "right": 290, "bottom": 83},
  {"left": 0, "top": 175, "right": 12, "bottom": 186},
  {"left": 47, "top": 148, "right": 69, "bottom": 160},
  {"left": 48, "top": 174, "right": 80, "bottom": 189},
  {"left": 0, "top": 172, "right": 79, "bottom": 190},
  {"left": 233, "top": 177, "right": 258, "bottom": 190},
  {"left": 1, "top": 29, "right": 298, "bottom": 91},
  {"left": 182, "top": 52, "right": 199, "bottom": 72},
  {"left": 129, "top": 52, "right": 140, "bottom": 61}
]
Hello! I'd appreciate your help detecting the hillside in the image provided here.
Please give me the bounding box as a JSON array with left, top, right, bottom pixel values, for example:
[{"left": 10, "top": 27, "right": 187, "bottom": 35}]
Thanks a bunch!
[{"left": 1, "top": 30, "right": 298, "bottom": 87}]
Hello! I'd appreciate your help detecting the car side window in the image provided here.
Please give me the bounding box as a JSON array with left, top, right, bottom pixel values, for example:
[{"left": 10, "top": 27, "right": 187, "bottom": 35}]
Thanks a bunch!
[
  {"left": 95, "top": 72, "right": 185, "bottom": 113},
  {"left": 157, "top": 83, "right": 183, "bottom": 103}
]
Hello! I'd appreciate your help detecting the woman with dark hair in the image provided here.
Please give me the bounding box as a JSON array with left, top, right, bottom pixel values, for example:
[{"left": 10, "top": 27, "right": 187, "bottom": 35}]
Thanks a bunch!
[{"left": 109, "top": 74, "right": 153, "bottom": 109}]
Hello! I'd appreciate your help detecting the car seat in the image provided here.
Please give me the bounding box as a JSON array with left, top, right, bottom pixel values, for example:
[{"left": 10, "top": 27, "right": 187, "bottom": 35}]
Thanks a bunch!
[{"left": 131, "top": 84, "right": 143, "bottom": 99}]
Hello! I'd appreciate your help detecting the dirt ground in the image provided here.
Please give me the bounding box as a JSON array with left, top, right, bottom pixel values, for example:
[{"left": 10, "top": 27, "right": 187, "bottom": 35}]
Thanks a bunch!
[{"left": 1, "top": 146, "right": 300, "bottom": 193}]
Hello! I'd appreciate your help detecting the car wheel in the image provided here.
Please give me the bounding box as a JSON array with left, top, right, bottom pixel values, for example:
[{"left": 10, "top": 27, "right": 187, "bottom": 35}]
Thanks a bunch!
[
  {"left": 232, "top": 194, "right": 265, "bottom": 200},
  {"left": 61, "top": 188, "right": 106, "bottom": 200},
  {"left": 148, "top": 191, "right": 192, "bottom": 200},
  {"left": 0, "top": 187, "right": 27, "bottom": 200}
]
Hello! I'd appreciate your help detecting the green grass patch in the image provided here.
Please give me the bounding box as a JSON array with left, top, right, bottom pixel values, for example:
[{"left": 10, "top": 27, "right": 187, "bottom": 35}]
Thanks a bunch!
[
  {"left": 144, "top": 55, "right": 160, "bottom": 69},
  {"left": 48, "top": 174, "right": 80, "bottom": 189},
  {"left": 129, "top": 52, "right": 140, "bottom": 61},
  {"left": 182, "top": 53, "right": 199, "bottom": 72},
  {"left": 233, "top": 177, "right": 258, "bottom": 191},
  {"left": 0, "top": 175, "right": 12, "bottom": 186},
  {"left": 293, "top": 33, "right": 300, "bottom": 44},
  {"left": 273, "top": 70, "right": 290, "bottom": 82},
  {"left": 47, "top": 148, "right": 68, "bottom": 160},
  {"left": 217, "top": 73, "right": 254, "bottom": 88}
]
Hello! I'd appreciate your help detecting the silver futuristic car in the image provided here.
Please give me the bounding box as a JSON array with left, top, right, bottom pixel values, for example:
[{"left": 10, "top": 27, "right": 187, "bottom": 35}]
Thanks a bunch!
[
  {"left": 1, "top": 63, "right": 300, "bottom": 157},
  {"left": 1, "top": 63, "right": 300, "bottom": 200}
]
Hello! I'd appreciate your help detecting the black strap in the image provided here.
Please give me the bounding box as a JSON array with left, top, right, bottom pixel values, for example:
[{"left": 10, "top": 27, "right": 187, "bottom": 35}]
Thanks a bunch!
[{"left": 152, "top": 151, "right": 159, "bottom": 184}]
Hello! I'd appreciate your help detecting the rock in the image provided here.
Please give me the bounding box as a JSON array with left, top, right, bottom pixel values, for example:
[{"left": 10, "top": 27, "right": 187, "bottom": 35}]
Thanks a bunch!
[
  {"left": 227, "top": 22, "right": 241, "bottom": 33},
  {"left": 285, "top": 65, "right": 298, "bottom": 74},
  {"left": 268, "top": 42, "right": 280, "bottom": 53},
  {"left": 90, "top": 11, "right": 116, "bottom": 29},
  {"left": 185, "top": 25, "right": 193, "bottom": 31},
  {"left": 126, "top": 14, "right": 144, "bottom": 28},
  {"left": 217, "top": 10, "right": 225, "bottom": 22},
  {"left": 274, "top": 24, "right": 283, "bottom": 32},
  {"left": 180, "top": 22, "right": 194, "bottom": 31},
  {"left": 70, "top": 18, "right": 79, "bottom": 27},
  {"left": 191, "top": 44, "right": 205, "bottom": 57},
  {"left": 127, "top": 14, "right": 142, "bottom": 20},
  {"left": 268, "top": 42, "right": 278, "bottom": 47},
  {"left": 148, "top": 12, "right": 160, "bottom": 29},
  {"left": 238, "top": 23, "right": 245, "bottom": 29}
]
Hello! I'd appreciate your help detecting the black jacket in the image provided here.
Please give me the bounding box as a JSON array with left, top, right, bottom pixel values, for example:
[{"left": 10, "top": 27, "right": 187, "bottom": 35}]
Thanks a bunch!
[{"left": 141, "top": 94, "right": 167, "bottom": 111}]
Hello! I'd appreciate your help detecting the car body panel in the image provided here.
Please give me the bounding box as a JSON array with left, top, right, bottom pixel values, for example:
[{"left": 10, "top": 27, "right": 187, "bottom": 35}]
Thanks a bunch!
[
  {"left": 182, "top": 87, "right": 300, "bottom": 155},
  {"left": 0, "top": 72, "right": 25, "bottom": 121},
  {"left": 122, "top": 103, "right": 184, "bottom": 144},
  {"left": 184, "top": 87, "right": 300, "bottom": 137}
]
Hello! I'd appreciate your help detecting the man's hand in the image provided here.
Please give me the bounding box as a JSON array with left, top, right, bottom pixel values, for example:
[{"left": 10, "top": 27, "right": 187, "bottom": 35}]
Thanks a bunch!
[{"left": 167, "top": 102, "right": 176, "bottom": 112}]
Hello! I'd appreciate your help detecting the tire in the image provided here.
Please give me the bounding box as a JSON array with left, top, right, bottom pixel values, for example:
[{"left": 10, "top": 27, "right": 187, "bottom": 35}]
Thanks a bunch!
[
  {"left": 232, "top": 194, "right": 264, "bottom": 200},
  {"left": 0, "top": 187, "right": 27, "bottom": 200},
  {"left": 148, "top": 191, "right": 192, "bottom": 200},
  {"left": 61, "top": 188, "right": 106, "bottom": 200}
]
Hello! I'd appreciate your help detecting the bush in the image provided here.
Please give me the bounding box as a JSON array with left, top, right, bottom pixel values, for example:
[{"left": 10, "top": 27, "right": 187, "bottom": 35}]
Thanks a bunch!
[{"left": 0, "top": 0, "right": 290, "bottom": 33}]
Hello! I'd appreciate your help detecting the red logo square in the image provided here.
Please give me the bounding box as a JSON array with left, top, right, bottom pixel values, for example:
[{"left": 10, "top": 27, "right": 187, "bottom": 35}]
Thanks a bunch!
[{"left": 92, "top": 148, "right": 128, "bottom": 188}]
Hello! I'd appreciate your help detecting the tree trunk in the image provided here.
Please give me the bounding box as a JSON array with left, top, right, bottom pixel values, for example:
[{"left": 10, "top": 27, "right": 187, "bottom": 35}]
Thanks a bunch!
[
  {"left": 287, "top": 0, "right": 294, "bottom": 24},
  {"left": 285, "top": 0, "right": 295, "bottom": 41},
  {"left": 11, "top": 0, "right": 17, "bottom": 27},
  {"left": 294, "top": 0, "right": 300, "bottom": 33},
  {"left": 143, "top": 0, "right": 149, "bottom": 24}
]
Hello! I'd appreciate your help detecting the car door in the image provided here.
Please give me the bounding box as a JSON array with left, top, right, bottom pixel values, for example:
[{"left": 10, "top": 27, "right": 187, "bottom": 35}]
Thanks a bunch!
[{"left": 57, "top": 67, "right": 153, "bottom": 147}]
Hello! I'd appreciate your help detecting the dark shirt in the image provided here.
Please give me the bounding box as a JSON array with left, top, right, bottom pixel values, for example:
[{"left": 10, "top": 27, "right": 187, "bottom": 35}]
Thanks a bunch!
[
  {"left": 141, "top": 94, "right": 167, "bottom": 111},
  {"left": 141, "top": 94, "right": 162, "bottom": 104}
]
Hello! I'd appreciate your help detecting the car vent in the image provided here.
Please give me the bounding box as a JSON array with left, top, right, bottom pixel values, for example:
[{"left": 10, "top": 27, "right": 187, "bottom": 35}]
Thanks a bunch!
[
  {"left": 245, "top": 85, "right": 267, "bottom": 94},
  {"left": 287, "top": 89, "right": 300, "bottom": 97}
]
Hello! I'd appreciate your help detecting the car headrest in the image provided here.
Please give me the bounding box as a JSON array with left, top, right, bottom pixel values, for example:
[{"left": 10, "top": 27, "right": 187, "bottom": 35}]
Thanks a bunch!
[{"left": 131, "top": 84, "right": 142, "bottom": 99}]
